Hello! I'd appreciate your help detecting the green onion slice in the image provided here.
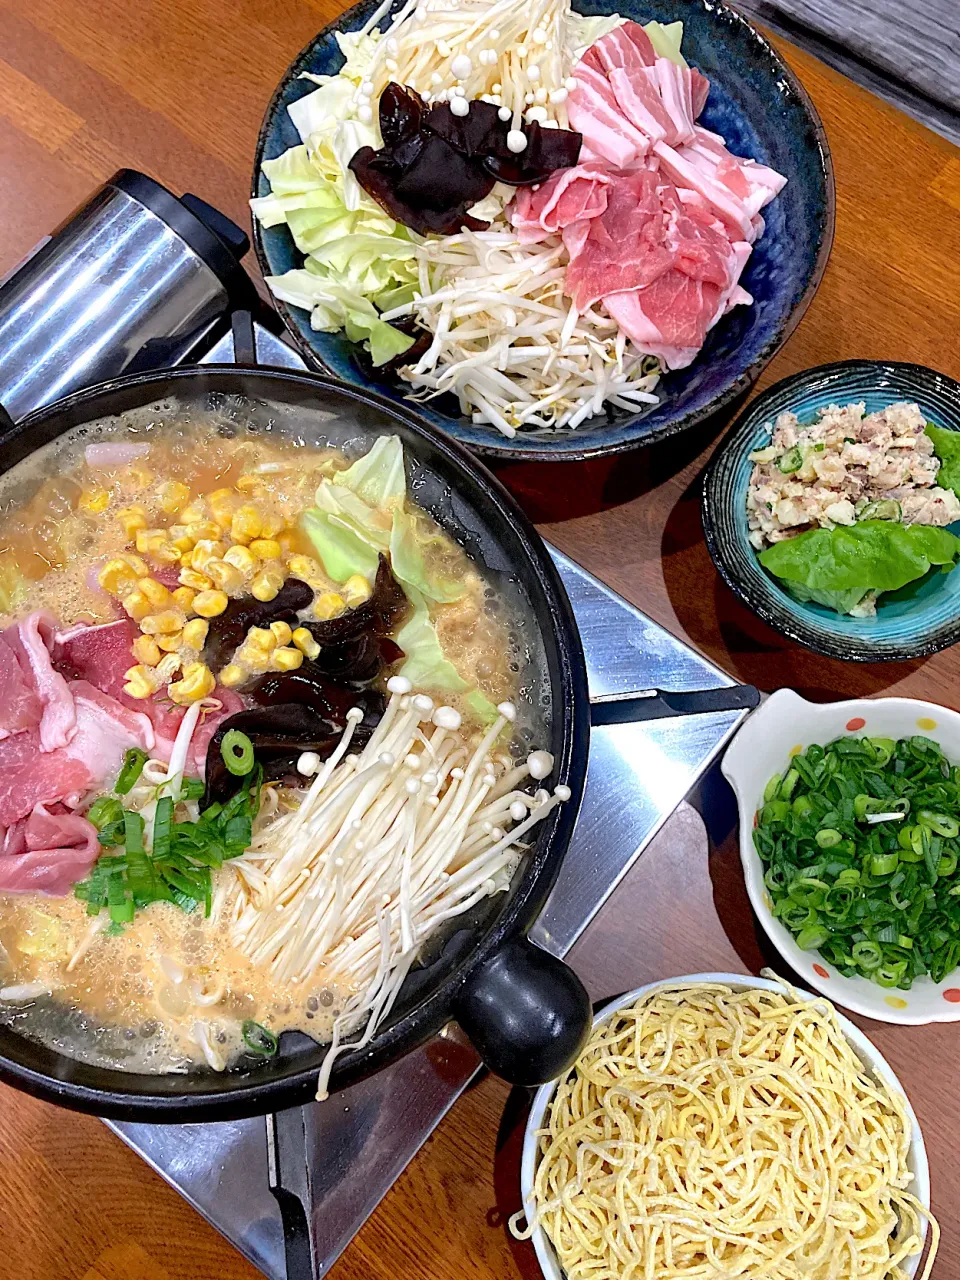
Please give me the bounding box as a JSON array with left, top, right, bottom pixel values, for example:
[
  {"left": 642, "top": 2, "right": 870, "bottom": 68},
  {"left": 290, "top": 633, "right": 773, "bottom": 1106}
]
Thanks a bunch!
[
  {"left": 242, "top": 1020, "right": 279, "bottom": 1057},
  {"left": 116, "top": 748, "right": 149, "bottom": 795},
  {"left": 221, "top": 730, "right": 255, "bottom": 777}
]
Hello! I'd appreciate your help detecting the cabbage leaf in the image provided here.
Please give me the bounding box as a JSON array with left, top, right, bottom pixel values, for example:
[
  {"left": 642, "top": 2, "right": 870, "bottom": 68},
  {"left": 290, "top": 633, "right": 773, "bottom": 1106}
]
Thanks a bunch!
[{"left": 643, "top": 21, "right": 687, "bottom": 68}]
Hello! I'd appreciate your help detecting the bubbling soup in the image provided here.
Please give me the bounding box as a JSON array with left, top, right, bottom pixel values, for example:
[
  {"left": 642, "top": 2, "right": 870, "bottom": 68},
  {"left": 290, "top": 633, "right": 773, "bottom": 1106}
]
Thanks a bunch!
[{"left": 0, "top": 399, "right": 564, "bottom": 1093}]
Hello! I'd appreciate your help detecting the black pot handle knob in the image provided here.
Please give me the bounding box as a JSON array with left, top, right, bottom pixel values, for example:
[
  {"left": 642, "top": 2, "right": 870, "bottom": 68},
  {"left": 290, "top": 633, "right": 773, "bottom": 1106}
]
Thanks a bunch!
[{"left": 453, "top": 937, "right": 591, "bottom": 1086}]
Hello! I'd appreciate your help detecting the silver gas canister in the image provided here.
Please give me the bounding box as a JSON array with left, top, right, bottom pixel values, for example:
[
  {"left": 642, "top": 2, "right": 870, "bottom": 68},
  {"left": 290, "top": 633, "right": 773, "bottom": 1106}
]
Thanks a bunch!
[{"left": 0, "top": 169, "right": 254, "bottom": 423}]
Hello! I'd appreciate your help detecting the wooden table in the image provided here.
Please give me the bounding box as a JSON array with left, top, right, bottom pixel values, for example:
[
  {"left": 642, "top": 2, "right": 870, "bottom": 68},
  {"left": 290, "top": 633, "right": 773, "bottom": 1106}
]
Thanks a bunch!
[{"left": 1, "top": 4, "right": 959, "bottom": 1279}]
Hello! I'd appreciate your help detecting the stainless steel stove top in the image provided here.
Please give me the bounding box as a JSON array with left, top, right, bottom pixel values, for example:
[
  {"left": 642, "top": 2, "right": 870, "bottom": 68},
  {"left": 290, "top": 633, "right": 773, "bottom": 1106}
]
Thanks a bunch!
[{"left": 101, "top": 348, "right": 747, "bottom": 1277}]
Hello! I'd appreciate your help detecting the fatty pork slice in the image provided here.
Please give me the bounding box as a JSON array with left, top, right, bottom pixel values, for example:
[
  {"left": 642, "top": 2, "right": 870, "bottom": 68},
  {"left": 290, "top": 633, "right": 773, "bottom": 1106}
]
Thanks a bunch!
[
  {"left": 3, "top": 613, "right": 75, "bottom": 751},
  {"left": 508, "top": 162, "right": 615, "bottom": 241},
  {"left": 567, "top": 65, "right": 651, "bottom": 168},
  {"left": 0, "top": 803, "right": 100, "bottom": 895},
  {"left": 564, "top": 170, "right": 675, "bottom": 312},
  {"left": 0, "top": 634, "right": 42, "bottom": 740}
]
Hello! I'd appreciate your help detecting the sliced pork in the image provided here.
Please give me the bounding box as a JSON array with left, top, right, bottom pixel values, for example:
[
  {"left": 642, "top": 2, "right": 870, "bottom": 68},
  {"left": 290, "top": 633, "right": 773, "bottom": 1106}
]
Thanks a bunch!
[
  {"left": 4, "top": 613, "right": 76, "bottom": 751},
  {"left": 509, "top": 163, "right": 614, "bottom": 240},
  {"left": 0, "top": 634, "right": 42, "bottom": 739},
  {"left": 0, "top": 803, "right": 100, "bottom": 895}
]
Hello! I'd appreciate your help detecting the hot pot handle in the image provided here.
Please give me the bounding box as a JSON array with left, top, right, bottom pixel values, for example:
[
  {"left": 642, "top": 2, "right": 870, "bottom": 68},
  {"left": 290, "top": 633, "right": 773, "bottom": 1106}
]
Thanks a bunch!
[
  {"left": 590, "top": 683, "right": 759, "bottom": 726},
  {"left": 453, "top": 936, "right": 592, "bottom": 1085},
  {"left": 0, "top": 399, "right": 14, "bottom": 433}
]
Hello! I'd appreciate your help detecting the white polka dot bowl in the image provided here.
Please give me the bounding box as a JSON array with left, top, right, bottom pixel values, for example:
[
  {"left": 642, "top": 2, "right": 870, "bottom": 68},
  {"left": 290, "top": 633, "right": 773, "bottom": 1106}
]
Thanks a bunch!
[
  {"left": 723, "top": 688, "right": 960, "bottom": 1024},
  {"left": 519, "top": 974, "right": 931, "bottom": 1280}
]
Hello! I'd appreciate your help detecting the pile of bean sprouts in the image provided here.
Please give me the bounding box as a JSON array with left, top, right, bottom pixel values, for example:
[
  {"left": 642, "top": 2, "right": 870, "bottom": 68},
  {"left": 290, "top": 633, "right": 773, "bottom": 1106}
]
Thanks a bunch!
[{"left": 383, "top": 227, "right": 661, "bottom": 433}]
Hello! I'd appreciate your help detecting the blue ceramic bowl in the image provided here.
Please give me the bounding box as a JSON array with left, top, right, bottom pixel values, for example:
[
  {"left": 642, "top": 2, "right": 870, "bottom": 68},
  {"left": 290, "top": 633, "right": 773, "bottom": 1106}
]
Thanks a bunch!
[
  {"left": 252, "top": 0, "right": 834, "bottom": 460},
  {"left": 702, "top": 360, "right": 960, "bottom": 661}
]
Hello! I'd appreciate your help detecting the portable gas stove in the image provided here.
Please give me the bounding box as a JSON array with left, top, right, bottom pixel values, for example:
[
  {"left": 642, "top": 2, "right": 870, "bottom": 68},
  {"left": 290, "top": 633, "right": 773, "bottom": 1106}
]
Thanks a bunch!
[{"left": 0, "top": 172, "right": 752, "bottom": 1280}]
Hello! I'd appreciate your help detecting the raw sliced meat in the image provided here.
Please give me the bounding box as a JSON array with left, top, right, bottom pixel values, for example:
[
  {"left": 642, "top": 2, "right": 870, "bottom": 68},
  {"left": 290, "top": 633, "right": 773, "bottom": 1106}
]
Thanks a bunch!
[
  {"left": 591, "top": 23, "right": 656, "bottom": 75},
  {"left": 0, "top": 634, "right": 42, "bottom": 739},
  {"left": 564, "top": 170, "right": 675, "bottom": 311},
  {"left": 690, "top": 68, "right": 710, "bottom": 116},
  {"left": 651, "top": 60, "right": 696, "bottom": 144},
  {"left": 508, "top": 163, "right": 614, "bottom": 241},
  {"left": 0, "top": 803, "right": 100, "bottom": 895},
  {"left": 607, "top": 65, "right": 674, "bottom": 143},
  {"left": 0, "top": 730, "right": 91, "bottom": 827},
  {"left": 567, "top": 66, "right": 650, "bottom": 168},
  {"left": 603, "top": 291, "right": 701, "bottom": 369},
  {"left": 653, "top": 140, "right": 753, "bottom": 239},
  {"left": 4, "top": 613, "right": 76, "bottom": 751}
]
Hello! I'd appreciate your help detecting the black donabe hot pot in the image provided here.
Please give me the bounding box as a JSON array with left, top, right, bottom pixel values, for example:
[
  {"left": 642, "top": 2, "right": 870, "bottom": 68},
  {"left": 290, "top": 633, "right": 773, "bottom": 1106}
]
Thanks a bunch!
[{"left": 0, "top": 365, "right": 593, "bottom": 1122}]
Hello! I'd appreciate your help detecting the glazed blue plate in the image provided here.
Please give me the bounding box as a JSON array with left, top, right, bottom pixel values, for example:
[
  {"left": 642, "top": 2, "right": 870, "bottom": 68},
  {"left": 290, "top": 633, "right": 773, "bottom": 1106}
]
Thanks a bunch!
[
  {"left": 251, "top": 0, "right": 835, "bottom": 460},
  {"left": 702, "top": 360, "right": 960, "bottom": 661}
]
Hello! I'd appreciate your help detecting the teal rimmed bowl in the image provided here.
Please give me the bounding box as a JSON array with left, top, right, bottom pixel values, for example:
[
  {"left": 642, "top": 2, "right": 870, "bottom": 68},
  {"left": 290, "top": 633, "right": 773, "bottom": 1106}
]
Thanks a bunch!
[{"left": 702, "top": 359, "right": 960, "bottom": 661}]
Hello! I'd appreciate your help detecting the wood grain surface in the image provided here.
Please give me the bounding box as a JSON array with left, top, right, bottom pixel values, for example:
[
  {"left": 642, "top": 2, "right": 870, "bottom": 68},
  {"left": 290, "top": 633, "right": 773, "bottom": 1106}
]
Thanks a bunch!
[{"left": 0, "top": 3, "right": 958, "bottom": 1279}]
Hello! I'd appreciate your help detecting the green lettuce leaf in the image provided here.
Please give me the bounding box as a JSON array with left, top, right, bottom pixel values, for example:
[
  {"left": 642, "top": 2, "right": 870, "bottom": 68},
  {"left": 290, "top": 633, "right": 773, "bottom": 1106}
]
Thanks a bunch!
[
  {"left": 926, "top": 423, "right": 960, "bottom": 498},
  {"left": 337, "top": 435, "right": 406, "bottom": 509},
  {"left": 759, "top": 520, "right": 960, "bottom": 614}
]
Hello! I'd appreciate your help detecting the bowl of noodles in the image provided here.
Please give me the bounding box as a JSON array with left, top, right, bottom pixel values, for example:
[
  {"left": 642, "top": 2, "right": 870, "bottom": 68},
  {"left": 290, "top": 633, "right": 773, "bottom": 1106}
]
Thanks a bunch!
[{"left": 515, "top": 973, "right": 937, "bottom": 1280}]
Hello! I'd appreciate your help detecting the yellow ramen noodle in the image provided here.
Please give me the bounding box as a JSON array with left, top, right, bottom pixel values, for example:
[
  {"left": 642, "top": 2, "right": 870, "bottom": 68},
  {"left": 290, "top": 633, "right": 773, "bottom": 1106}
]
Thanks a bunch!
[{"left": 516, "top": 981, "right": 938, "bottom": 1280}]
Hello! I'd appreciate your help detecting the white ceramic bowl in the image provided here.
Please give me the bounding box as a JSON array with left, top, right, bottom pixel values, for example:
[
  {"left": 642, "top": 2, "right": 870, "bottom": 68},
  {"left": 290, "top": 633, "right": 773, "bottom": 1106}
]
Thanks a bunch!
[
  {"left": 519, "top": 973, "right": 930, "bottom": 1280},
  {"left": 723, "top": 688, "right": 960, "bottom": 1024}
]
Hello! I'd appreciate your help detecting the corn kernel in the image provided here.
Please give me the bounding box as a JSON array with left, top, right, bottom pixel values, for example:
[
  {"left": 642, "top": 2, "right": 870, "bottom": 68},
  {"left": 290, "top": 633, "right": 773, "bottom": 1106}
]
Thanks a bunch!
[
  {"left": 179, "top": 501, "right": 206, "bottom": 524},
  {"left": 343, "top": 574, "right": 371, "bottom": 606},
  {"left": 171, "top": 586, "right": 196, "bottom": 612},
  {"left": 155, "top": 653, "right": 182, "bottom": 683},
  {"left": 276, "top": 530, "right": 298, "bottom": 553},
  {"left": 168, "top": 662, "right": 216, "bottom": 705},
  {"left": 179, "top": 567, "right": 213, "bottom": 592},
  {"left": 158, "top": 481, "right": 190, "bottom": 515},
  {"left": 123, "top": 590, "right": 152, "bottom": 622},
  {"left": 182, "top": 618, "right": 209, "bottom": 651},
  {"left": 185, "top": 520, "right": 221, "bottom": 544},
  {"left": 80, "top": 487, "right": 110, "bottom": 514},
  {"left": 236, "top": 474, "right": 260, "bottom": 493},
  {"left": 118, "top": 505, "right": 148, "bottom": 539},
  {"left": 118, "top": 552, "right": 149, "bottom": 577},
  {"left": 98, "top": 558, "right": 140, "bottom": 595},
  {"left": 155, "top": 632, "right": 183, "bottom": 652},
  {"left": 224, "top": 544, "right": 257, "bottom": 575},
  {"left": 206, "top": 559, "right": 245, "bottom": 594},
  {"left": 246, "top": 626, "right": 277, "bottom": 652},
  {"left": 231, "top": 504, "right": 263, "bottom": 545},
  {"left": 287, "top": 555, "right": 325, "bottom": 586},
  {"left": 249, "top": 538, "right": 282, "bottom": 562},
  {"left": 123, "top": 665, "right": 158, "bottom": 699},
  {"left": 138, "top": 577, "right": 171, "bottom": 607},
  {"left": 140, "top": 609, "right": 185, "bottom": 635},
  {"left": 153, "top": 543, "right": 182, "bottom": 565},
  {"left": 208, "top": 487, "right": 234, "bottom": 507},
  {"left": 193, "top": 589, "right": 229, "bottom": 618},
  {"left": 170, "top": 534, "right": 195, "bottom": 555},
  {"left": 219, "top": 663, "right": 246, "bottom": 687},
  {"left": 135, "top": 528, "right": 168, "bottom": 556},
  {"left": 313, "top": 591, "right": 345, "bottom": 621},
  {"left": 269, "top": 620, "right": 293, "bottom": 647},
  {"left": 292, "top": 627, "right": 321, "bottom": 660},
  {"left": 191, "top": 538, "right": 226, "bottom": 573},
  {"left": 261, "top": 513, "right": 287, "bottom": 539},
  {"left": 238, "top": 646, "right": 271, "bottom": 673},
  {"left": 132, "top": 635, "right": 162, "bottom": 666},
  {"left": 272, "top": 646, "right": 303, "bottom": 672},
  {"left": 251, "top": 569, "right": 284, "bottom": 602}
]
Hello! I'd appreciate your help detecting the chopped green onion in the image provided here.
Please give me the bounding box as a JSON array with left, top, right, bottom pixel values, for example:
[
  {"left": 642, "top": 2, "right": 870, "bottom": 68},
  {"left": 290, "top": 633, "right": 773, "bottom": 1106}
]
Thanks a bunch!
[
  {"left": 221, "top": 730, "right": 256, "bottom": 777},
  {"left": 179, "top": 777, "right": 205, "bottom": 803},
  {"left": 777, "top": 446, "right": 803, "bottom": 474},
  {"left": 869, "top": 853, "right": 899, "bottom": 876},
  {"left": 815, "top": 828, "right": 842, "bottom": 848},
  {"left": 116, "top": 748, "right": 149, "bottom": 795},
  {"left": 242, "top": 1020, "right": 278, "bottom": 1057},
  {"left": 87, "top": 796, "right": 124, "bottom": 831}
]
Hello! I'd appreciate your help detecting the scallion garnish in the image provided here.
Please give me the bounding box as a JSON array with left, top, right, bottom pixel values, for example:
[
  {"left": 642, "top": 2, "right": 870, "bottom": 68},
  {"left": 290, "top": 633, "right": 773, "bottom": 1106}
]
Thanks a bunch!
[
  {"left": 221, "top": 729, "right": 255, "bottom": 777},
  {"left": 755, "top": 734, "right": 960, "bottom": 988},
  {"left": 115, "top": 748, "right": 149, "bottom": 795},
  {"left": 242, "top": 1020, "right": 279, "bottom": 1057}
]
